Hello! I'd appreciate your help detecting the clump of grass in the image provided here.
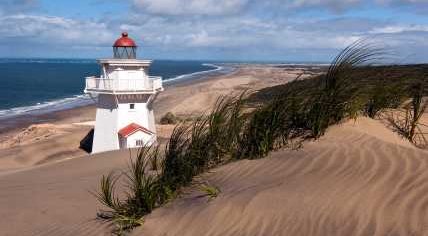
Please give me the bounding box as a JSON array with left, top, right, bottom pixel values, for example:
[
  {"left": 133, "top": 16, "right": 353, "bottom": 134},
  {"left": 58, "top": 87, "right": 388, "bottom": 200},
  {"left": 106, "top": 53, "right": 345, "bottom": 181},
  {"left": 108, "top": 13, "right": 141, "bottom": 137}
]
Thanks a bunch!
[
  {"left": 149, "top": 150, "right": 160, "bottom": 171},
  {"left": 306, "top": 40, "right": 385, "bottom": 137},
  {"left": 362, "top": 76, "right": 405, "bottom": 119},
  {"left": 406, "top": 83, "right": 427, "bottom": 143},
  {"left": 237, "top": 96, "right": 308, "bottom": 159},
  {"left": 199, "top": 183, "right": 221, "bottom": 201},
  {"left": 389, "top": 82, "right": 428, "bottom": 146},
  {"left": 94, "top": 146, "right": 164, "bottom": 234},
  {"left": 161, "top": 93, "right": 246, "bottom": 190}
]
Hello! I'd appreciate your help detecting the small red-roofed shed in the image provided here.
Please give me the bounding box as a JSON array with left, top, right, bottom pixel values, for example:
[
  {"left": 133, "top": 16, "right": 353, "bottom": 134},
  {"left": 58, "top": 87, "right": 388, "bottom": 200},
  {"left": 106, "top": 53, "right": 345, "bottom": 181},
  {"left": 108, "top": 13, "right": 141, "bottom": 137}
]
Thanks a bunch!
[{"left": 118, "top": 123, "right": 155, "bottom": 148}]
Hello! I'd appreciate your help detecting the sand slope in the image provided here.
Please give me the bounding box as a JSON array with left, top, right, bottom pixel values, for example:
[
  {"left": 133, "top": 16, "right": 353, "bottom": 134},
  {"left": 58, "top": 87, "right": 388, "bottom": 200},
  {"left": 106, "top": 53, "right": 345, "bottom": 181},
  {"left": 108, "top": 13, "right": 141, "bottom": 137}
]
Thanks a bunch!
[
  {"left": 0, "top": 124, "right": 93, "bottom": 171},
  {"left": 0, "top": 149, "right": 135, "bottom": 236},
  {"left": 1, "top": 117, "right": 427, "bottom": 235},
  {"left": 135, "top": 117, "right": 428, "bottom": 236}
]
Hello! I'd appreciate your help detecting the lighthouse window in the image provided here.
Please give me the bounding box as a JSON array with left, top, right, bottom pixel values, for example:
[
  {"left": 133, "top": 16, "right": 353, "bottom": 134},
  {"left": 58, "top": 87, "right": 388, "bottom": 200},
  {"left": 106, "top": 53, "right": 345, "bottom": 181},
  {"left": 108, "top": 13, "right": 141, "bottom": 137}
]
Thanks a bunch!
[{"left": 129, "top": 103, "right": 135, "bottom": 109}]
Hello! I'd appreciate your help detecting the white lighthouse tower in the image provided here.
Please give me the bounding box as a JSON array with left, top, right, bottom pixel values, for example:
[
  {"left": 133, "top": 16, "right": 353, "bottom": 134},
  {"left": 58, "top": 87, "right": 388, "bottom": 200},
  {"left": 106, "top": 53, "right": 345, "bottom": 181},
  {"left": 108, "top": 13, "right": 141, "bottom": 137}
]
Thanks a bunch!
[{"left": 84, "top": 32, "right": 163, "bottom": 153}]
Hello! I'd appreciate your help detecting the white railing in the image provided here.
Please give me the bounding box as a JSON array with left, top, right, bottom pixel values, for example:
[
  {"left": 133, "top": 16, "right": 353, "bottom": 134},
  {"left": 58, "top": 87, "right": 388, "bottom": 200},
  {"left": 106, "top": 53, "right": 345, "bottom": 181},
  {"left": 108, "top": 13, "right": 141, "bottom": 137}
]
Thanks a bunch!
[{"left": 85, "top": 76, "right": 163, "bottom": 94}]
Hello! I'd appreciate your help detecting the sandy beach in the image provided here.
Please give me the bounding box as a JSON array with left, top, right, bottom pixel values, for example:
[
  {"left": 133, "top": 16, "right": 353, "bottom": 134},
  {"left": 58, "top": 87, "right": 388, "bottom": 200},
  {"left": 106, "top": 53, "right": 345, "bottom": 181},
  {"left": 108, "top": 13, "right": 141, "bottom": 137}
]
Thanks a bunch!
[{"left": 1, "top": 64, "right": 427, "bottom": 236}]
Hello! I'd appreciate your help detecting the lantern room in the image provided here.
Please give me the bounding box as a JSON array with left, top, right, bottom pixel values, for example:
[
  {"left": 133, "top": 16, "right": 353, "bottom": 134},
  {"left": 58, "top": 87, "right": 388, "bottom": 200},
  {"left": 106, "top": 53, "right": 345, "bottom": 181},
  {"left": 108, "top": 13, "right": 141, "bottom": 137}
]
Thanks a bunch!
[{"left": 113, "top": 32, "right": 137, "bottom": 59}]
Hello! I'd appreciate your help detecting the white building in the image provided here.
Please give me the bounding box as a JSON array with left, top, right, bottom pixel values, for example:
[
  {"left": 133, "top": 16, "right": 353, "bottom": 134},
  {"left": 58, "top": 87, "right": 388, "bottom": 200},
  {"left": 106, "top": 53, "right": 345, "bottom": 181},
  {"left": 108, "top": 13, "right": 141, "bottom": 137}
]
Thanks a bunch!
[{"left": 84, "top": 32, "right": 163, "bottom": 153}]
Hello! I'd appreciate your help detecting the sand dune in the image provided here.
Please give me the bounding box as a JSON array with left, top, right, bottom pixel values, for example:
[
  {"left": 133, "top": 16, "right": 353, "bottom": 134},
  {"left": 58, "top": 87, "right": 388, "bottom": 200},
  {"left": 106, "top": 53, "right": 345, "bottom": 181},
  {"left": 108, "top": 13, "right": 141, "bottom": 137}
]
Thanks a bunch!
[
  {"left": 1, "top": 117, "right": 427, "bottom": 235},
  {"left": 0, "top": 124, "right": 90, "bottom": 172},
  {"left": 134, "top": 117, "right": 428, "bottom": 236}
]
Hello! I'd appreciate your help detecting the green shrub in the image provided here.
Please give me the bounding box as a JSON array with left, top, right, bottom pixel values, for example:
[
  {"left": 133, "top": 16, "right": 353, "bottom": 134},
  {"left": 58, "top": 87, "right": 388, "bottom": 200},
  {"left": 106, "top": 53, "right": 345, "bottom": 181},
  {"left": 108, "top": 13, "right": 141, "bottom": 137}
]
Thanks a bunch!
[{"left": 160, "top": 112, "right": 180, "bottom": 124}]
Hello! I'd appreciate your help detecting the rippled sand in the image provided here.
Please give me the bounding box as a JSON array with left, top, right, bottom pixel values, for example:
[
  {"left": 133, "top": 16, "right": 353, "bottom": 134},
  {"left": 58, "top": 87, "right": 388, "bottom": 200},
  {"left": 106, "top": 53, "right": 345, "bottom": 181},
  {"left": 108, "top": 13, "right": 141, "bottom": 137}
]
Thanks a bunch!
[{"left": 135, "top": 117, "right": 428, "bottom": 236}]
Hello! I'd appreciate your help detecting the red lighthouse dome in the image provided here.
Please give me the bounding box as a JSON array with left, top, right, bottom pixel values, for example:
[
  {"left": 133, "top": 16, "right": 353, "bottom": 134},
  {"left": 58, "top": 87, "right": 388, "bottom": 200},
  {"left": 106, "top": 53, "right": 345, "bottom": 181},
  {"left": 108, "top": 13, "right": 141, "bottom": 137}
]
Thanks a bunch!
[
  {"left": 113, "top": 32, "right": 137, "bottom": 47},
  {"left": 113, "top": 32, "right": 137, "bottom": 59}
]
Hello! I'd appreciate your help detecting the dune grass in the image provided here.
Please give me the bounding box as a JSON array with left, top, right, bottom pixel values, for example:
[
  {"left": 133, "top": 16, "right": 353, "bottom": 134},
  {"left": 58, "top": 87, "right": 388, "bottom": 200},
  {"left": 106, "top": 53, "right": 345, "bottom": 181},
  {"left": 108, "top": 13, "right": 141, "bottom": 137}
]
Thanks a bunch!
[
  {"left": 93, "top": 146, "right": 164, "bottom": 234},
  {"left": 237, "top": 40, "right": 393, "bottom": 159},
  {"left": 160, "top": 94, "right": 246, "bottom": 190},
  {"left": 95, "top": 94, "right": 246, "bottom": 234},
  {"left": 95, "top": 40, "right": 428, "bottom": 234},
  {"left": 305, "top": 40, "right": 386, "bottom": 137},
  {"left": 237, "top": 96, "right": 308, "bottom": 159},
  {"left": 387, "top": 82, "right": 428, "bottom": 147}
]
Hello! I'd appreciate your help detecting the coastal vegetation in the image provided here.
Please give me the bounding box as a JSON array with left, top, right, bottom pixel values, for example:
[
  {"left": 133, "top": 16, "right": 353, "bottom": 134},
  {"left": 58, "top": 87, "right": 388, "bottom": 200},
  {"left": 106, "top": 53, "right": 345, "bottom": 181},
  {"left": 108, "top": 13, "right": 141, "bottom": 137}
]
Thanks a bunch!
[
  {"left": 387, "top": 82, "right": 428, "bottom": 146},
  {"left": 159, "top": 112, "right": 180, "bottom": 124},
  {"left": 95, "top": 40, "right": 428, "bottom": 234}
]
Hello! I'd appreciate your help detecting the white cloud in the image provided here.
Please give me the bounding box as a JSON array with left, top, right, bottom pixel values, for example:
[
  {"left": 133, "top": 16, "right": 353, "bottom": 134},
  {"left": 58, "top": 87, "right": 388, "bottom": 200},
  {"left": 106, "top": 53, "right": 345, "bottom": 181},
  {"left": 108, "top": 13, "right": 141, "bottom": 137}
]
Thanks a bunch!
[
  {"left": 187, "top": 31, "right": 227, "bottom": 47},
  {"left": 286, "top": 0, "right": 361, "bottom": 10},
  {"left": 0, "top": 14, "right": 114, "bottom": 46},
  {"left": 132, "top": 0, "right": 249, "bottom": 15},
  {"left": 370, "top": 24, "right": 428, "bottom": 34},
  {"left": 4, "top": 13, "right": 424, "bottom": 61},
  {"left": 129, "top": 0, "right": 428, "bottom": 18}
]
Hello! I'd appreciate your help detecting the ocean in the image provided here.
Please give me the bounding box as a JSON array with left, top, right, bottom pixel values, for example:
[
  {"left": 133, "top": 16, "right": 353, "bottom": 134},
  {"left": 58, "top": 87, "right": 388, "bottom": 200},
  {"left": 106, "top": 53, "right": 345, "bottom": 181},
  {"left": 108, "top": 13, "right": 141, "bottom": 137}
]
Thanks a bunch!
[{"left": 0, "top": 59, "right": 230, "bottom": 120}]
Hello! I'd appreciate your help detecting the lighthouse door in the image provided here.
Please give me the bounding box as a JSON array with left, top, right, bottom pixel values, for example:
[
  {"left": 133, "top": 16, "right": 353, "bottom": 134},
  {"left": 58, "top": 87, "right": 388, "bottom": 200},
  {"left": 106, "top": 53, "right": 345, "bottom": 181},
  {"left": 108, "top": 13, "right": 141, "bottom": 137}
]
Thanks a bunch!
[{"left": 119, "top": 136, "right": 127, "bottom": 149}]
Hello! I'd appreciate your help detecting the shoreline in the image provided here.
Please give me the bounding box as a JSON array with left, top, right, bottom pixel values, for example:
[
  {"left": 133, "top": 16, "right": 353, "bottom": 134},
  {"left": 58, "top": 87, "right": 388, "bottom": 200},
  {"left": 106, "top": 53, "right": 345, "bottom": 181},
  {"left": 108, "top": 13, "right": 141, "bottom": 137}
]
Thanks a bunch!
[
  {"left": 0, "top": 62, "right": 233, "bottom": 130},
  {"left": 0, "top": 63, "right": 237, "bottom": 135}
]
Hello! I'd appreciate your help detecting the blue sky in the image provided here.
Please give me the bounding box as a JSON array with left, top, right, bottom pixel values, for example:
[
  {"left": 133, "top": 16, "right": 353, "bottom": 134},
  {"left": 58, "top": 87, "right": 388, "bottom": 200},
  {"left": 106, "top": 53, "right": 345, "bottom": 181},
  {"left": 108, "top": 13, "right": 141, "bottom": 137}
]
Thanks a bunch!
[{"left": 1, "top": 0, "right": 428, "bottom": 62}]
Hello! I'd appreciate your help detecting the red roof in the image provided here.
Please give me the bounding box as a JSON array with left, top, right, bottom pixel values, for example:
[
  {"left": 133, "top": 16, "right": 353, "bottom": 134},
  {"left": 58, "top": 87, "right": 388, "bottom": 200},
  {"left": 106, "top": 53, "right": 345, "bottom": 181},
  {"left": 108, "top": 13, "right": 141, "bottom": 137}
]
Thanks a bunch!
[
  {"left": 113, "top": 32, "right": 137, "bottom": 47},
  {"left": 118, "top": 123, "right": 154, "bottom": 138}
]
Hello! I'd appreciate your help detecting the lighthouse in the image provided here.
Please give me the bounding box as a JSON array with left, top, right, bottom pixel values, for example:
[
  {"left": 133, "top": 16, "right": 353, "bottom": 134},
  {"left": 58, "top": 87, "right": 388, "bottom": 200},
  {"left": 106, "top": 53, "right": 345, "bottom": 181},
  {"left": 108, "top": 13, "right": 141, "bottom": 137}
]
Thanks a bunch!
[{"left": 84, "top": 32, "right": 163, "bottom": 153}]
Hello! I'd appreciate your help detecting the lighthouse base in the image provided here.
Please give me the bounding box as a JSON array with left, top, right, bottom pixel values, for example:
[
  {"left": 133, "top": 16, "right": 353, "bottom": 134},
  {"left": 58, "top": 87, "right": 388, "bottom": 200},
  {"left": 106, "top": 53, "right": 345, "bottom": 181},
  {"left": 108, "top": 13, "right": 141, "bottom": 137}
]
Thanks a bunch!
[{"left": 91, "top": 94, "right": 157, "bottom": 154}]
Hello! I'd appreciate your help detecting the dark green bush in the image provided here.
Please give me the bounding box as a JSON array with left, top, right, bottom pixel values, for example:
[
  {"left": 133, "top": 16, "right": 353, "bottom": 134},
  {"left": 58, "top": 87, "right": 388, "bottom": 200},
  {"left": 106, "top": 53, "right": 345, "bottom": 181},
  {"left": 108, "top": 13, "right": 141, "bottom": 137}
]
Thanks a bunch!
[
  {"left": 363, "top": 83, "right": 405, "bottom": 118},
  {"left": 160, "top": 112, "right": 180, "bottom": 124}
]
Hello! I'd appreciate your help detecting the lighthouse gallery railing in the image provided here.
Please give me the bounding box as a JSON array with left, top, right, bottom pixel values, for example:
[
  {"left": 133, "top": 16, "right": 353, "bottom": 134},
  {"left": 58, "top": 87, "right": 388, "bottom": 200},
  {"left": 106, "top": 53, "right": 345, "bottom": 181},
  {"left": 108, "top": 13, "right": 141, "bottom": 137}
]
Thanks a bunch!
[{"left": 85, "top": 77, "right": 162, "bottom": 93}]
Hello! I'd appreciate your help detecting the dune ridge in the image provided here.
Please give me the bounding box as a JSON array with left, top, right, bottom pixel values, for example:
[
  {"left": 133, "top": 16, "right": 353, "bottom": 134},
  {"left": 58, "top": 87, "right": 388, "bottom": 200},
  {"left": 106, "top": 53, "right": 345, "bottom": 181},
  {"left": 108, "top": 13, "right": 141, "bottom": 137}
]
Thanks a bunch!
[{"left": 135, "top": 117, "right": 428, "bottom": 236}]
